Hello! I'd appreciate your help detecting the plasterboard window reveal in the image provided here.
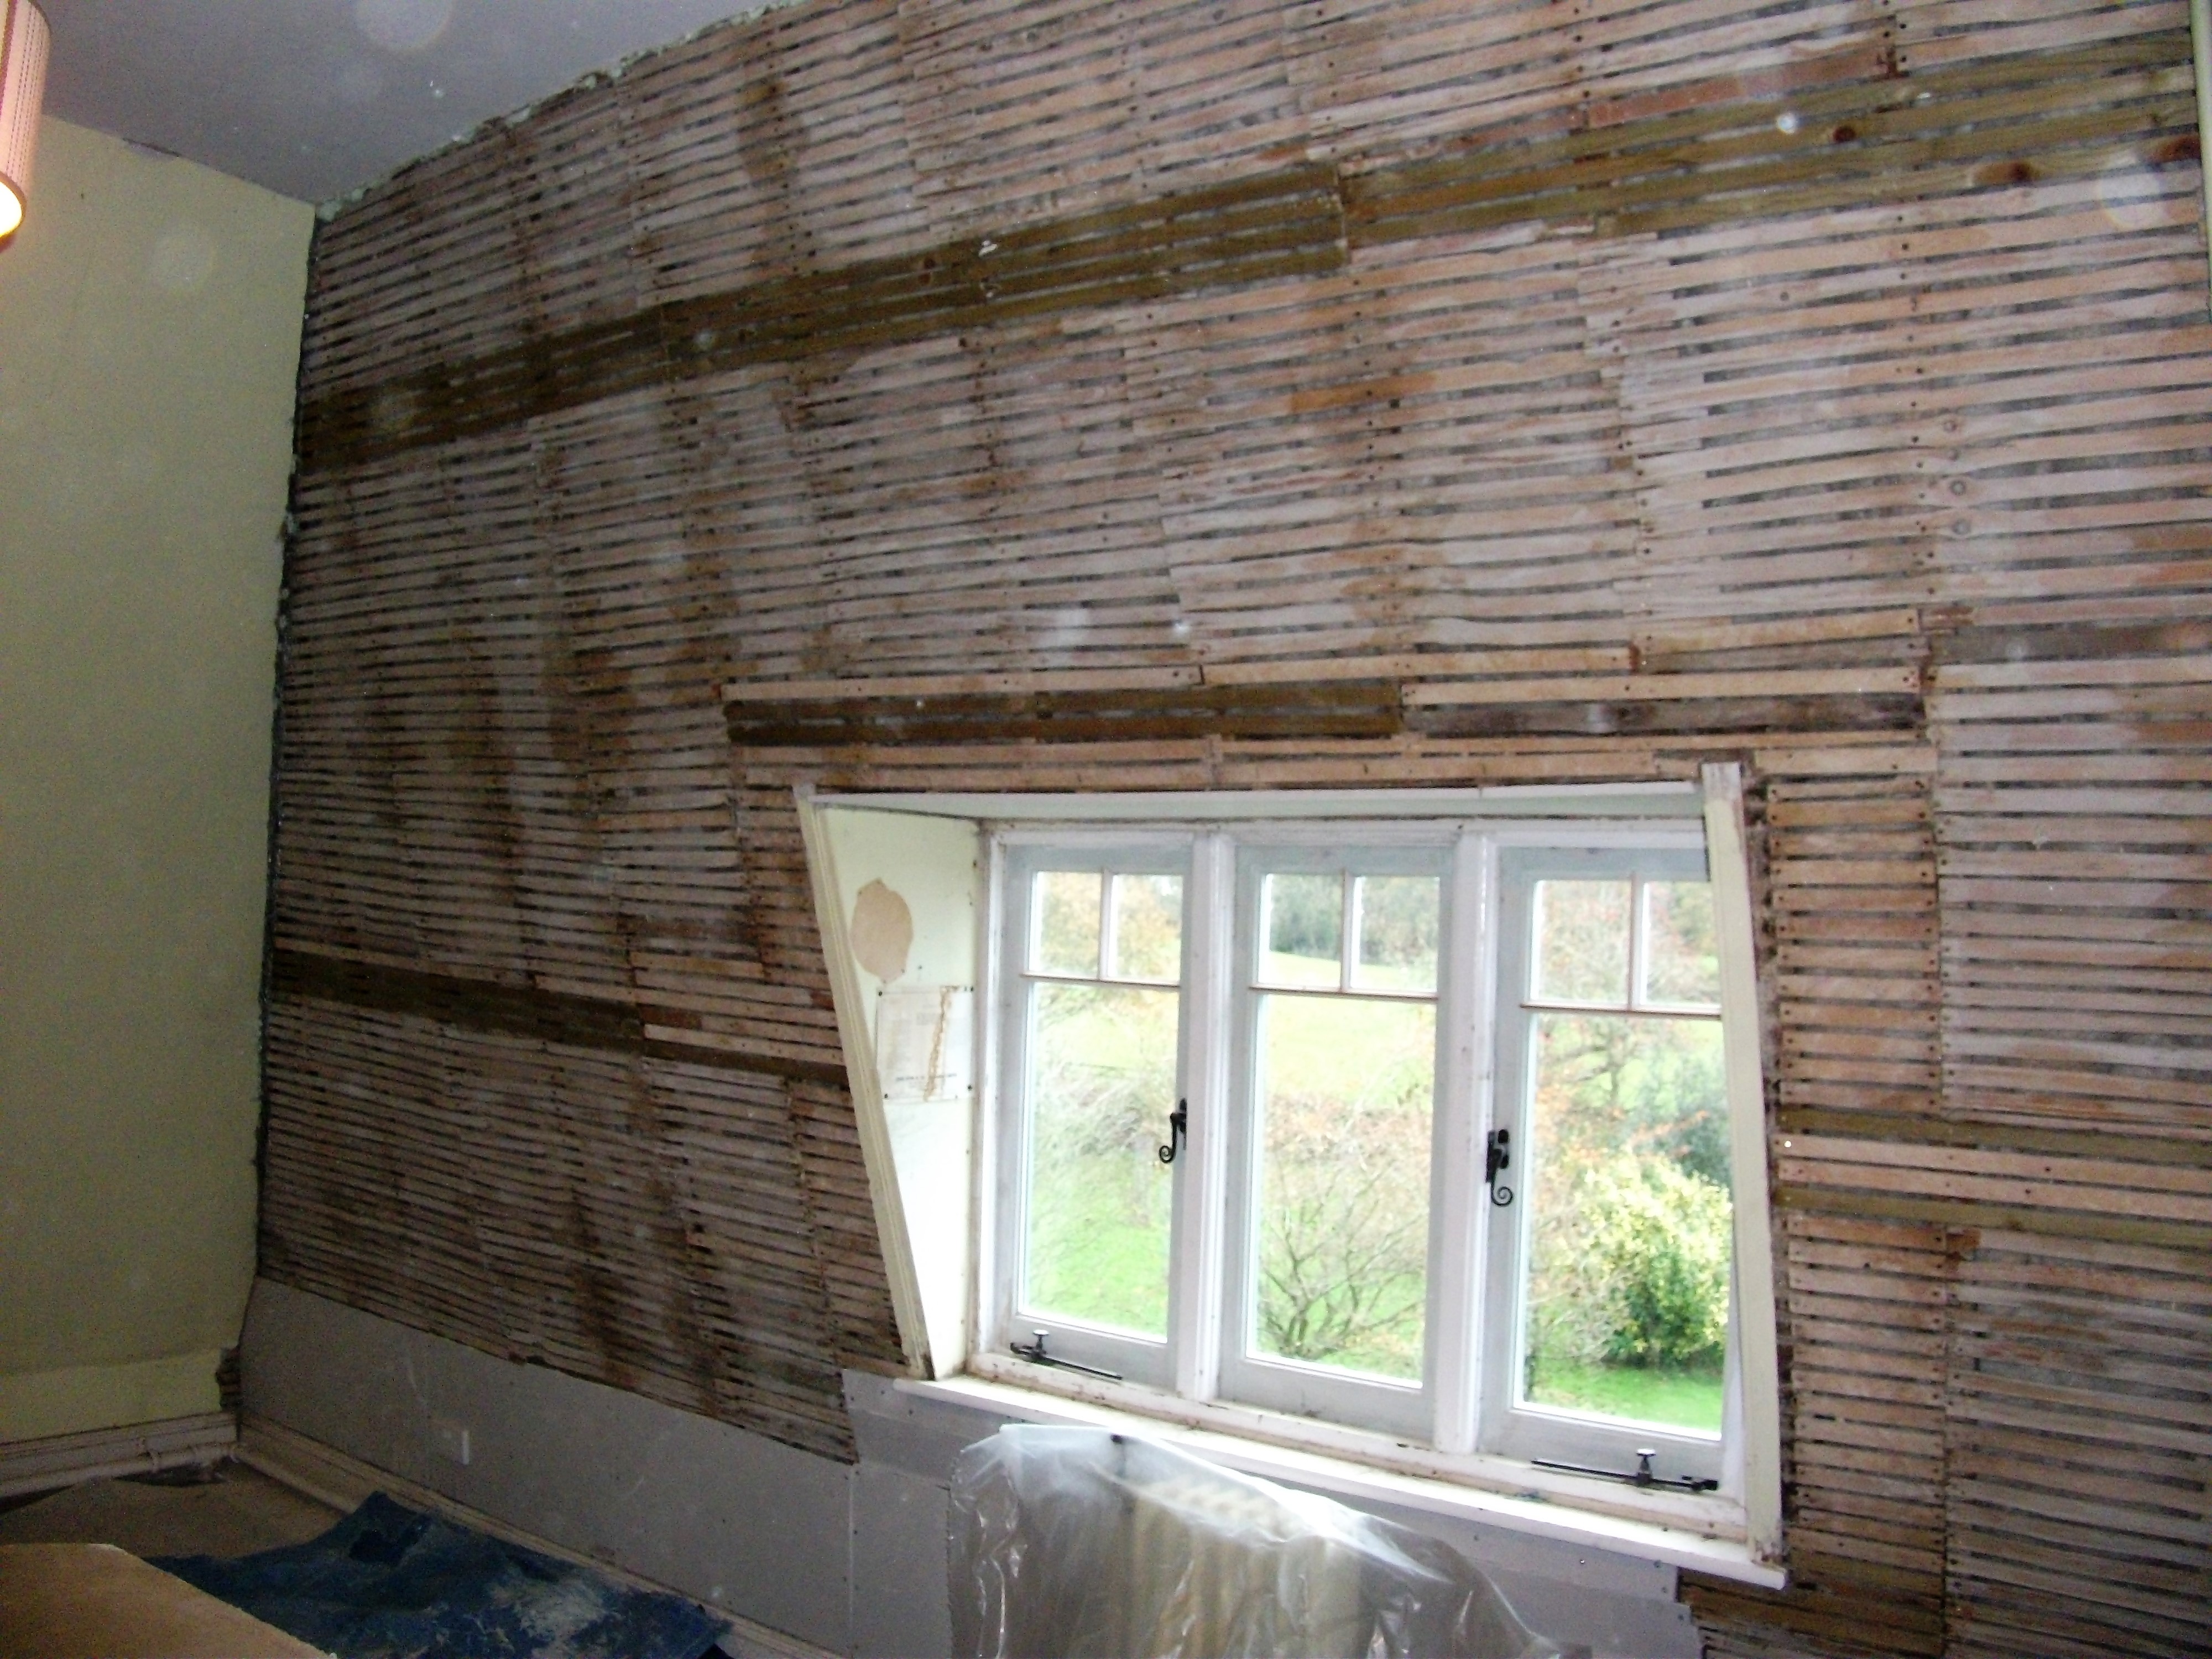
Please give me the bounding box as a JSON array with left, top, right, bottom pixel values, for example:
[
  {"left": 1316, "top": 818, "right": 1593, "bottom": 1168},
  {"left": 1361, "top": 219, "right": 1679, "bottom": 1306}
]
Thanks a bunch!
[{"left": 801, "top": 774, "right": 1780, "bottom": 1561}]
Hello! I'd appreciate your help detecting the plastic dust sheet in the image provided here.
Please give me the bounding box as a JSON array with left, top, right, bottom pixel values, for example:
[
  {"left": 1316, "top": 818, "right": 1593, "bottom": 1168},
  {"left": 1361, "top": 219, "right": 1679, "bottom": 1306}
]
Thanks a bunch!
[{"left": 950, "top": 1426, "right": 1574, "bottom": 1659}]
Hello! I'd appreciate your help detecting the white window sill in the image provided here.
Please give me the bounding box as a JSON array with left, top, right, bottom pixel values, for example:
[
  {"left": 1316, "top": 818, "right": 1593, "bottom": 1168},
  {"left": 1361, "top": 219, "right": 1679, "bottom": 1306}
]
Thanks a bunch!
[{"left": 907, "top": 1360, "right": 1787, "bottom": 1590}]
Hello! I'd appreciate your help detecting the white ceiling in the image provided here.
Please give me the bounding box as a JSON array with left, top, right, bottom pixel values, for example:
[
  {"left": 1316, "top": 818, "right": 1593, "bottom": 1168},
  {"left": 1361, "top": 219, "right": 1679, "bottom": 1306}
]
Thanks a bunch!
[{"left": 37, "top": 0, "right": 773, "bottom": 205}]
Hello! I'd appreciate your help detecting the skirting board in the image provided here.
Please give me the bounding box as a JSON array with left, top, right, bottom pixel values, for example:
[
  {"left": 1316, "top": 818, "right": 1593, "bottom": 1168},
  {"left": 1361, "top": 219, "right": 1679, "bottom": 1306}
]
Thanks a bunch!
[
  {"left": 237, "top": 1414, "right": 835, "bottom": 1659},
  {"left": 0, "top": 1411, "right": 235, "bottom": 1501}
]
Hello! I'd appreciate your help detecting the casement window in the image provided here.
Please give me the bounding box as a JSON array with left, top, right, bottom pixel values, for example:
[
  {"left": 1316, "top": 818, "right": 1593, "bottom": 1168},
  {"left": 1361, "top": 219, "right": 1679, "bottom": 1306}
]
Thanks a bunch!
[
  {"left": 985, "top": 817, "right": 1743, "bottom": 1490},
  {"left": 800, "top": 774, "right": 1781, "bottom": 1565}
]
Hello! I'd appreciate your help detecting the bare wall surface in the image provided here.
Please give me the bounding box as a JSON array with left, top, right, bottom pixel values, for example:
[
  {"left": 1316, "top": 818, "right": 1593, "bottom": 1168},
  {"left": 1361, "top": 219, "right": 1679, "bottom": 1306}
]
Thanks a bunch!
[
  {"left": 0, "top": 118, "right": 313, "bottom": 1441},
  {"left": 254, "top": 3, "right": 2212, "bottom": 1656}
]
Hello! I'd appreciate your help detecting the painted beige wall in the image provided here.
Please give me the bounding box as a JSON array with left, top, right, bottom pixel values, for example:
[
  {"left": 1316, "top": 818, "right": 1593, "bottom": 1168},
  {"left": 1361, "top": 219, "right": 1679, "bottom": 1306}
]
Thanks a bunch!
[{"left": 0, "top": 119, "right": 312, "bottom": 1442}]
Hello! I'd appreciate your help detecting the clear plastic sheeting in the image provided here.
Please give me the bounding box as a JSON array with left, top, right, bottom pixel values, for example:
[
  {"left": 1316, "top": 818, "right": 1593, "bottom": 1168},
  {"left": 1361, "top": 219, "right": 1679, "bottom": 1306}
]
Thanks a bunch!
[{"left": 950, "top": 1426, "right": 1576, "bottom": 1659}]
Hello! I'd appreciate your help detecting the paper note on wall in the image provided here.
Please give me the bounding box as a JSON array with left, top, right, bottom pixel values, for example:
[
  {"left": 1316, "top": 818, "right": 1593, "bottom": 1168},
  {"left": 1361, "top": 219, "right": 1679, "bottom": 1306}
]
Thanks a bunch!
[{"left": 876, "top": 985, "right": 974, "bottom": 1102}]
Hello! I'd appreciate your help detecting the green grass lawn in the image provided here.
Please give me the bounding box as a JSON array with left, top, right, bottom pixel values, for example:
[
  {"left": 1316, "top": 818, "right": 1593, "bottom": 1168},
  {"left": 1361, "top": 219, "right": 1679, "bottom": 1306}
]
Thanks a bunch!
[
  {"left": 1525, "top": 1357, "right": 1725, "bottom": 1432},
  {"left": 1023, "top": 966, "right": 1727, "bottom": 1433},
  {"left": 1026, "top": 1148, "right": 1172, "bottom": 1335},
  {"left": 1024, "top": 965, "right": 1438, "bottom": 1366}
]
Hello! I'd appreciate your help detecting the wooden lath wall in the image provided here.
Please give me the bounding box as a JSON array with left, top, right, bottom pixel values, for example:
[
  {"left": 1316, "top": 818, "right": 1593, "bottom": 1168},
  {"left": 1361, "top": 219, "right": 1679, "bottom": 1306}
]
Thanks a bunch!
[{"left": 262, "top": 0, "right": 2211, "bottom": 1650}]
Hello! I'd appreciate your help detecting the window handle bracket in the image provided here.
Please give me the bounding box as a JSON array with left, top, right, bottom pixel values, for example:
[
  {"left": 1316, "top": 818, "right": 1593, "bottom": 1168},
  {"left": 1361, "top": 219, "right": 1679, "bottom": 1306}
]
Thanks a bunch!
[
  {"left": 1157, "top": 1098, "right": 1188, "bottom": 1165},
  {"left": 1532, "top": 1448, "right": 1718, "bottom": 1493},
  {"left": 1009, "top": 1329, "right": 1123, "bottom": 1383},
  {"left": 1484, "top": 1128, "right": 1513, "bottom": 1206}
]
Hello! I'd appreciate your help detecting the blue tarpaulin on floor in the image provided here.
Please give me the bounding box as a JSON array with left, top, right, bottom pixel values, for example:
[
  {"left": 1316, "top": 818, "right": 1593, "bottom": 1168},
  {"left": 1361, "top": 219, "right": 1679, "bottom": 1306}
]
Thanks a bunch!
[{"left": 154, "top": 1491, "right": 723, "bottom": 1659}]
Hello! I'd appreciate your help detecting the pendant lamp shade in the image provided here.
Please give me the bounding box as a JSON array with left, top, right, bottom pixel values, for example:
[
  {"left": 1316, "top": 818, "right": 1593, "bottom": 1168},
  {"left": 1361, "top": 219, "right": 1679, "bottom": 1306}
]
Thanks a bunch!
[{"left": 0, "top": 0, "right": 49, "bottom": 241}]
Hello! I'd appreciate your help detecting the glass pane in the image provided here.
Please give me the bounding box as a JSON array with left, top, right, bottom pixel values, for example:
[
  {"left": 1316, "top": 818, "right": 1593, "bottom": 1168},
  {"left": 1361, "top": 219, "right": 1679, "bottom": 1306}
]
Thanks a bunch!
[
  {"left": 1532, "top": 879, "right": 1630, "bottom": 1004},
  {"left": 1033, "top": 870, "right": 1100, "bottom": 978},
  {"left": 1022, "top": 980, "right": 1178, "bottom": 1337},
  {"left": 1251, "top": 992, "right": 1433, "bottom": 1380},
  {"left": 1520, "top": 1012, "right": 1730, "bottom": 1433},
  {"left": 1108, "top": 873, "right": 1183, "bottom": 983},
  {"left": 1261, "top": 873, "right": 1342, "bottom": 988},
  {"left": 1641, "top": 881, "right": 1720, "bottom": 1008},
  {"left": 1352, "top": 875, "right": 1439, "bottom": 994}
]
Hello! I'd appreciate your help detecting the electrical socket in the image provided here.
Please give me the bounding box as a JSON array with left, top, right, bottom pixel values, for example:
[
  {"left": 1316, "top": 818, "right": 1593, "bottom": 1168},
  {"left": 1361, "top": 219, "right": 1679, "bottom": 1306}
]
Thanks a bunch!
[{"left": 431, "top": 1416, "right": 472, "bottom": 1466}]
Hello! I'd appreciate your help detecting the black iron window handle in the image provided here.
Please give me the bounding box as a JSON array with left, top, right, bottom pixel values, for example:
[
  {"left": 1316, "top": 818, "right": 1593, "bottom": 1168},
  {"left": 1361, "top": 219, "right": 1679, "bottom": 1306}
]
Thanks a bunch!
[
  {"left": 1157, "top": 1098, "right": 1187, "bottom": 1165},
  {"left": 1485, "top": 1128, "right": 1513, "bottom": 1206}
]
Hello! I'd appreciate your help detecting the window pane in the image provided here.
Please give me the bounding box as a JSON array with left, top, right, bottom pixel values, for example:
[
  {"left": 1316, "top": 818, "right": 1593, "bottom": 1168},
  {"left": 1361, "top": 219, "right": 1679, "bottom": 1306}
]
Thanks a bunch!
[
  {"left": 1251, "top": 992, "right": 1433, "bottom": 1380},
  {"left": 1532, "top": 880, "right": 1630, "bottom": 1004},
  {"left": 1260, "top": 873, "right": 1342, "bottom": 988},
  {"left": 1034, "top": 870, "right": 1101, "bottom": 977},
  {"left": 1352, "top": 875, "right": 1438, "bottom": 994},
  {"left": 1641, "top": 881, "right": 1720, "bottom": 1008},
  {"left": 1022, "top": 980, "right": 1177, "bottom": 1337},
  {"left": 1108, "top": 873, "right": 1183, "bottom": 983},
  {"left": 1520, "top": 1012, "right": 1730, "bottom": 1433}
]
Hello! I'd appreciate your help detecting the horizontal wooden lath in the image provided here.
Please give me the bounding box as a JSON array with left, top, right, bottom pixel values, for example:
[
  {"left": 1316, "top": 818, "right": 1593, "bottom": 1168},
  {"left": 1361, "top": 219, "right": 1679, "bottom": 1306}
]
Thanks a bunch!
[
  {"left": 298, "top": 162, "right": 1349, "bottom": 467},
  {"left": 1778, "top": 1106, "right": 2212, "bottom": 1164},
  {"left": 1929, "top": 616, "right": 2212, "bottom": 666},
  {"left": 273, "top": 948, "right": 847, "bottom": 1084},
  {"left": 1410, "top": 692, "right": 1925, "bottom": 740},
  {"left": 724, "top": 677, "right": 1404, "bottom": 747},
  {"left": 1777, "top": 1130, "right": 2212, "bottom": 1231},
  {"left": 294, "top": 30, "right": 2194, "bottom": 470},
  {"left": 1346, "top": 35, "right": 2193, "bottom": 242},
  {"left": 1778, "top": 1178, "right": 2212, "bottom": 1248},
  {"left": 722, "top": 675, "right": 1926, "bottom": 749}
]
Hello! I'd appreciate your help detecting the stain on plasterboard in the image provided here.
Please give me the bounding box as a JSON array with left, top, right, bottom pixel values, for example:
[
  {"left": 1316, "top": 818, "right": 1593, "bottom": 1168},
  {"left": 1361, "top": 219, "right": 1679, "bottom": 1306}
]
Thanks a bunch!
[{"left": 850, "top": 879, "right": 913, "bottom": 982}]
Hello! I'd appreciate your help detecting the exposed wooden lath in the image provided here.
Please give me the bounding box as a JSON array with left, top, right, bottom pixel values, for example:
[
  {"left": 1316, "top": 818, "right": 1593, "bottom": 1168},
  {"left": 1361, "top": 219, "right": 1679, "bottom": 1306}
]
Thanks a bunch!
[
  {"left": 721, "top": 655, "right": 1924, "bottom": 746},
  {"left": 263, "top": 1, "right": 2210, "bottom": 1651},
  {"left": 1944, "top": 1230, "right": 2212, "bottom": 1656},
  {"left": 296, "top": 30, "right": 2190, "bottom": 470},
  {"left": 272, "top": 947, "right": 847, "bottom": 1082}
]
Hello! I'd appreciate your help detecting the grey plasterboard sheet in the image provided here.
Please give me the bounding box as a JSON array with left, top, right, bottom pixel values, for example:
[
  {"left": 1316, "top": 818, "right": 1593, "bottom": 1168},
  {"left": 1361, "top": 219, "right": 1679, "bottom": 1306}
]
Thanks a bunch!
[
  {"left": 421, "top": 1332, "right": 852, "bottom": 1646},
  {"left": 242, "top": 1277, "right": 437, "bottom": 1490},
  {"left": 851, "top": 1463, "right": 953, "bottom": 1659},
  {"left": 843, "top": 1370, "right": 993, "bottom": 1482},
  {"left": 244, "top": 1283, "right": 1694, "bottom": 1659},
  {"left": 36, "top": 0, "right": 779, "bottom": 204},
  {"left": 1478, "top": 1563, "right": 1703, "bottom": 1659},
  {"left": 242, "top": 1279, "right": 852, "bottom": 1651}
]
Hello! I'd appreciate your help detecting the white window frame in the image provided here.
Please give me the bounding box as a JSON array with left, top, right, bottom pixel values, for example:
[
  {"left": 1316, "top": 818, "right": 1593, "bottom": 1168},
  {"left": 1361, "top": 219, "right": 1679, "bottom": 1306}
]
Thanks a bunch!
[
  {"left": 799, "top": 774, "right": 1782, "bottom": 1567},
  {"left": 992, "top": 833, "right": 1196, "bottom": 1391},
  {"left": 981, "top": 810, "right": 1730, "bottom": 1488},
  {"left": 1217, "top": 830, "right": 1455, "bottom": 1441},
  {"left": 1479, "top": 841, "right": 1726, "bottom": 1485}
]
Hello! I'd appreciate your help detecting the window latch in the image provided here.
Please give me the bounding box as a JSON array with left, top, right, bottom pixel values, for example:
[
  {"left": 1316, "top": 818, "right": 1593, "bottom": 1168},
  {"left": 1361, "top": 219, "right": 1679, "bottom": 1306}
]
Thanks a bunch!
[
  {"left": 1009, "top": 1329, "right": 1123, "bottom": 1383},
  {"left": 1156, "top": 1098, "right": 1187, "bottom": 1165},
  {"left": 1532, "top": 1448, "right": 1718, "bottom": 1493},
  {"left": 1484, "top": 1128, "right": 1513, "bottom": 1206}
]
